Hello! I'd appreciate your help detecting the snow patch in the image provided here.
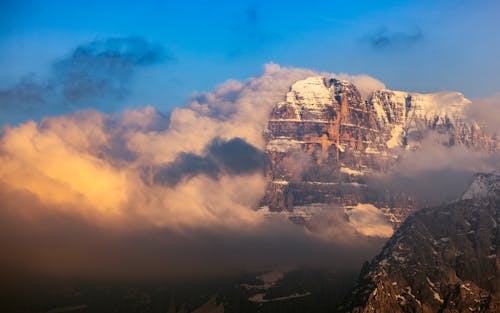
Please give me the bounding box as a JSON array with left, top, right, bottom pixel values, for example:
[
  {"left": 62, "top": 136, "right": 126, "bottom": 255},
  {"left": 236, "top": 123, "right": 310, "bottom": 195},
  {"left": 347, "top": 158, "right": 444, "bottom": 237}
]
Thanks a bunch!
[
  {"left": 241, "top": 268, "right": 291, "bottom": 291},
  {"left": 249, "top": 292, "right": 311, "bottom": 303},
  {"left": 364, "top": 147, "right": 380, "bottom": 154},
  {"left": 461, "top": 172, "right": 500, "bottom": 200},
  {"left": 426, "top": 277, "right": 444, "bottom": 304},
  {"left": 267, "top": 138, "right": 303, "bottom": 152},
  {"left": 386, "top": 124, "right": 403, "bottom": 148},
  {"left": 340, "top": 167, "right": 364, "bottom": 176},
  {"left": 191, "top": 295, "right": 224, "bottom": 313},
  {"left": 272, "top": 180, "right": 290, "bottom": 185},
  {"left": 287, "top": 76, "right": 335, "bottom": 111},
  {"left": 259, "top": 269, "right": 286, "bottom": 286}
]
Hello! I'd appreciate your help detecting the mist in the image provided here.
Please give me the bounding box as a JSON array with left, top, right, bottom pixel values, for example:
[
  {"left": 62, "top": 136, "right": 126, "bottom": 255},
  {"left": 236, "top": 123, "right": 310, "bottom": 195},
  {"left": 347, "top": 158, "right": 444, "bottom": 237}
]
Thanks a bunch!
[{"left": 366, "top": 132, "right": 500, "bottom": 208}]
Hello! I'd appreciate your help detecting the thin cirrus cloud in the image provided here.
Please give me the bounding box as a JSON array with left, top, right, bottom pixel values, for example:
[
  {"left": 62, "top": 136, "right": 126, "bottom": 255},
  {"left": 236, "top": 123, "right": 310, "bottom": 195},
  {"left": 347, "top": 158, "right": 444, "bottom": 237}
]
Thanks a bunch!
[
  {"left": 0, "top": 36, "right": 171, "bottom": 124},
  {"left": 364, "top": 27, "right": 423, "bottom": 49},
  {"left": 226, "top": 4, "right": 279, "bottom": 57}
]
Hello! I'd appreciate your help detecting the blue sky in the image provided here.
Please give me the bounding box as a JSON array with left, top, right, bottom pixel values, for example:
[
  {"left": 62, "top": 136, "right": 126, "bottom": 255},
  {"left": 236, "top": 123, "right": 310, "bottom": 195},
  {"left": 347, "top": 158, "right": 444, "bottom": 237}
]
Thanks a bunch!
[{"left": 1, "top": 0, "right": 499, "bottom": 125}]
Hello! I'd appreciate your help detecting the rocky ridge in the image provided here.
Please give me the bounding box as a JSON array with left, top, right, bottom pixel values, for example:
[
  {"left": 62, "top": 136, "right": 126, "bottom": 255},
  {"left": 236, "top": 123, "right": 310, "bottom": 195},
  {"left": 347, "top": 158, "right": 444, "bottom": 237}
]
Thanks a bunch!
[{"left": 340, "top": 172, "right": 500, "bottom": 312}]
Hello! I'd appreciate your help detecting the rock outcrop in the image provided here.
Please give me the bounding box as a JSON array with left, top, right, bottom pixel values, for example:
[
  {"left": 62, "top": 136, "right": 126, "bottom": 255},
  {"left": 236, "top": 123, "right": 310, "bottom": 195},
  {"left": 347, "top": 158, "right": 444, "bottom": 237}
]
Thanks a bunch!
[
  {"left": 262, "top": 76, "right": 497, "bottom": 229},
  {"left": 340, "top": 172, "right": 500, "bottom": 312}
]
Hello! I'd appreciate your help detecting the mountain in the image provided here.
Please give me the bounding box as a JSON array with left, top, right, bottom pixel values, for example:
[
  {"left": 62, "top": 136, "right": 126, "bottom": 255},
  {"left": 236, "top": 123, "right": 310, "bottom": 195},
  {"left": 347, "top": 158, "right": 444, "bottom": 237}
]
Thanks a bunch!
[
  {"left": 340, "top": 172, "right": 500, "bottom": 312},
  {"left": 261, "top": 76, "right": 497, "bottom": 231}
]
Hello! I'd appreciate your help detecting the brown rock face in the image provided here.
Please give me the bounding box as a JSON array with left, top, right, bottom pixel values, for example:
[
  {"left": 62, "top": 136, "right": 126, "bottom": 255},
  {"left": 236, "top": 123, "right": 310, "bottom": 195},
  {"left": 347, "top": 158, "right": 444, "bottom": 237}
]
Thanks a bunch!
[
  {"left": 263, "top": 77, "right": 388, "bottom": 212},
  {"left": 262, "top": 76, "right": 497, "bottom": 228},
  {"left": 340, "top": 172, "right": 500, "bottom": 313}
]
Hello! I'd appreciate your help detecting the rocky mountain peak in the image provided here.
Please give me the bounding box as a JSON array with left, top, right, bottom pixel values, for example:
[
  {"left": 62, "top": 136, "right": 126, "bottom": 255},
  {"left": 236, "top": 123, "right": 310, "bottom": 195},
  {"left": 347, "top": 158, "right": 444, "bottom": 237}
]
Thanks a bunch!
[
  {"left": 263, "top": 76, "right": 497, "bottom": 231},
  {"left": 340, "top": 170, "right": 500, "bottom": 312},
  {"left": 461, "top": 171, "right": 500, "bottom": 201}
]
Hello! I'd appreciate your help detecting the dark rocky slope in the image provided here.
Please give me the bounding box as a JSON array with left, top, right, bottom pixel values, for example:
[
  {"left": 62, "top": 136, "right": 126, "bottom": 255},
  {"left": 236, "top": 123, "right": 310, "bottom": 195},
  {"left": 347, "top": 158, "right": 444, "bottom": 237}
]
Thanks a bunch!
[{"left": 341, "top": 172, "right": 500, "bottom": 312}]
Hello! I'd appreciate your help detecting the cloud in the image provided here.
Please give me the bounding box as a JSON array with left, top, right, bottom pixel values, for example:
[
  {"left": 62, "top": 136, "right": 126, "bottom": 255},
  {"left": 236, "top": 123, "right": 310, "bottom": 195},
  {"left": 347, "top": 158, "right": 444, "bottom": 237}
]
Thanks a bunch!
[
  {"left": 465, "top": 93, "right": 500, "bottom": 135},
  {"left": 330, "top": 73, "right": 386, "bottom": 99},
  {"left": 0, "top": 110, "right": 267, "bottom": 230},
  {"left": 0, "top": 63, "right": 317, "bottom": 229},
  {"left": 53, "top": 36, "right": 167, "bottom": 103},
  {"left": 245, "top": 5, "right": 258, "bottom": 25},
  {"left": 365, "top": 27, "right": 423, "bottom": 49},
  {"left": 206, "top": 137, "right": 266, "bottom": 174},
  {"left": 3, "top": 61, "right": 493, "bottom": 282},
  {"left": 0, "top": 187, "right": 383, "bottom": 281},
  {"left": 0, "top": 37, "right": 170, "bottom": 124},
  {"left": 0, "top": 64, "right": 392, "bottom": 280},
  {"left": 154, "top": 153, "right": 220, "bottom": 185},
  {"left": 227, "top": 4, "right": 278, "bottom": 57},
  {"left": 345, "top": 203, "right": 394, "bottom": 237},
  {"left": 152, "top": 137, "right": 265, "bottom": 186},
  {"left": 366, "top": 132, "right": 500, "bottom": 208},
  {"left": 9, "top": 62, "right": 478, "bottom": 283},
  {"left": 0, "top": 74, "right": 50, "bottom": 112}
]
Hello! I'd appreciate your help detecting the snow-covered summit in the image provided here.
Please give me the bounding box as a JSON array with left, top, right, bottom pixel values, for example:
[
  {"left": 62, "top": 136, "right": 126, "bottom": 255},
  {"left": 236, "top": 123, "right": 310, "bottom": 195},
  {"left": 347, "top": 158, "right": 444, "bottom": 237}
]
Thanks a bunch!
[
  {"left": 277, "top": 75, "right": 472, "bottom": 128},
  {"left": 264, "top": 75, "right": 496, "bottom": 223},
  {"left": 370, "top": 89, "right": 470, "bottom": 127},
  {"left": 277, "top": 76, "right": 358, "bottom": 120},
  {"left": 461, "top": 171, "right": 500, "bottom": 200},
  {"left": 286, "top": 76, "right": 335, "bottom": 108}
]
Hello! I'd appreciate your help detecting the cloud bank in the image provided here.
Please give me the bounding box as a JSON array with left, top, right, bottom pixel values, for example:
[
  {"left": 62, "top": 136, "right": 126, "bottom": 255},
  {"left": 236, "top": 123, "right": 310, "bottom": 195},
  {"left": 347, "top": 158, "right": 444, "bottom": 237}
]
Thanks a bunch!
[{"left": 0, "top": 64, "right": 391, "bottom": 281}]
